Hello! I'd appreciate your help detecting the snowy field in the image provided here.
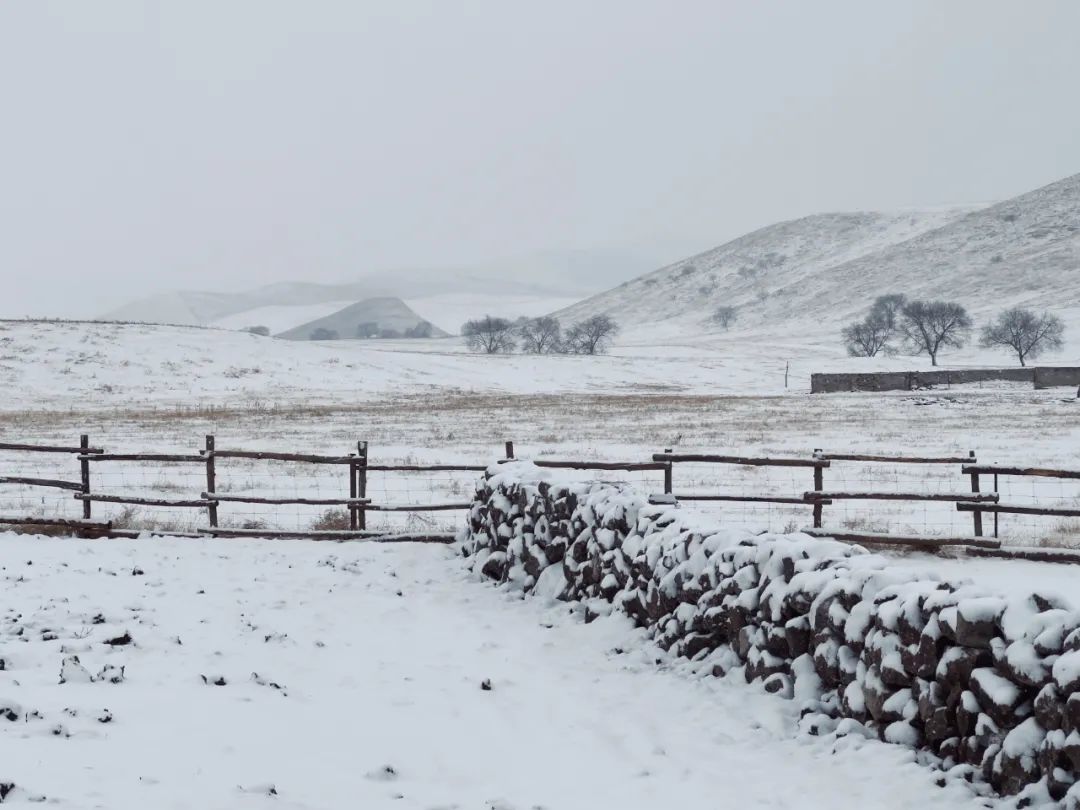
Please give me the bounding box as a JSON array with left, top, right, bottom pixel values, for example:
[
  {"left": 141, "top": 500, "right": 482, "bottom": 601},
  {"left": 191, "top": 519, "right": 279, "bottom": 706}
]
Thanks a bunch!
[
  {"left": 2, "top": 319, "right": 1080, "bottom": 545},
  {"left": 0, "top": 535, "right": 992, "bottom": 810}
]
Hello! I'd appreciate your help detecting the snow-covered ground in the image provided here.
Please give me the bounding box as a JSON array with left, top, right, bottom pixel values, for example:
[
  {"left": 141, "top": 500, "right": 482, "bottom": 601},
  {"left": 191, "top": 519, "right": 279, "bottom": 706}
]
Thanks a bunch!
[{"left": 0, "top": 535, "right": 988, "bottom": 810}]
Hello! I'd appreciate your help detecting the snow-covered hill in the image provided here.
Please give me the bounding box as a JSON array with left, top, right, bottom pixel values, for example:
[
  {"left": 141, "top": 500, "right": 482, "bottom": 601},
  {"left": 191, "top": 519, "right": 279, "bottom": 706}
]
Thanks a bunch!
[
  {"left": 553, "top": 209, "right": 978, "bottom": 338},
  {"left": 556, "top": 172, "right": 1080, "bottom": 343},
  {"left": 276, "top": 297, "right": 448, "bottom": 340},
  {"left": 100, "top": 250, "right": 653, "bottom": 332}
]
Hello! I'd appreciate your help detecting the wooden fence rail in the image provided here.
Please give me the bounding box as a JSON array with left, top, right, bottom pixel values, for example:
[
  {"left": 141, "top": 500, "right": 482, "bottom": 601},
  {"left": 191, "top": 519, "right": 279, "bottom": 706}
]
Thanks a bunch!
[{"left": 3, "top": 438, "right": 1080, "bottom": 557}]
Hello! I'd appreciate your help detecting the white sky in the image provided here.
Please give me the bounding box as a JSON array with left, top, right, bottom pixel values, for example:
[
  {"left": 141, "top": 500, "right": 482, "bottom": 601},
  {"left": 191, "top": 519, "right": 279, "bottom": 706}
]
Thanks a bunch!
[{"left": 1, "top": 1, "right": 1078, "bottom": 317}]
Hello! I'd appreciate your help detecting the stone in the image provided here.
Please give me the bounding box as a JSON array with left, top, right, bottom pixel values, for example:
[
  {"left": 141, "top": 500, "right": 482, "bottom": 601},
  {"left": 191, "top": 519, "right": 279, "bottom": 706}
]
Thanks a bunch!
[{"left": 955, "top": 597, "right": 1005, "bottom": 650}]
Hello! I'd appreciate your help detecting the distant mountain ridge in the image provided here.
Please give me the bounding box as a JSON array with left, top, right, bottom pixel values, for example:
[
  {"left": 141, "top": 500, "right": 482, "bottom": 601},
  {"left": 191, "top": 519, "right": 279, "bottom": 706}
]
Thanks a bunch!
[{"left": 100, "top": 249, "right": 657, "bottom": 330}]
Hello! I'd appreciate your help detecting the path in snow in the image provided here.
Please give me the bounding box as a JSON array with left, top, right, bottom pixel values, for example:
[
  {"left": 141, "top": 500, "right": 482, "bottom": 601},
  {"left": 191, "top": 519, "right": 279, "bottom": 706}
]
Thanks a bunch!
[{"left": 1, "top": 536, "right": 988, "bottom": 810}]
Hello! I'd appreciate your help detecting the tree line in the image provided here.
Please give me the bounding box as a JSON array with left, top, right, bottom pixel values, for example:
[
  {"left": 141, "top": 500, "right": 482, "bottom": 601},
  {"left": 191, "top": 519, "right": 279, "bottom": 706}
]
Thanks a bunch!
[
  {"left": 842, "top": 294, "right": 1065, "bottom": 366},
  {"left": 461, "top": 314, "right": 619, "bottom": 355}
]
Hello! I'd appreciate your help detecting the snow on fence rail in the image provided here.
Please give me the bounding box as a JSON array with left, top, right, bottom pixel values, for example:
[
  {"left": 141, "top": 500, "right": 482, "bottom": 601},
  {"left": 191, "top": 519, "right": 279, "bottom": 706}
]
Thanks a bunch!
[{"left": 2, "top": 437, "right": 1080, "bottom": 552}]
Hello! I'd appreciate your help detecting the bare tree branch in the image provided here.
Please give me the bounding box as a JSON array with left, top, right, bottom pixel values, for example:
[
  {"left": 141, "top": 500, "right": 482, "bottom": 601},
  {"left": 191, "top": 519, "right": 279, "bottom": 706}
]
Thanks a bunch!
[
  {"left": 461, "top": 316, "right": 516, "bottom": 354},
  {"left": 897, "top": 300, "right": 972, "bottom": 366},
  {"left": 518, "top": 316, "right": 562, "bottom": 354},
  {"left": 980, "top": 308, "right": 1064, "bottom": 366}
]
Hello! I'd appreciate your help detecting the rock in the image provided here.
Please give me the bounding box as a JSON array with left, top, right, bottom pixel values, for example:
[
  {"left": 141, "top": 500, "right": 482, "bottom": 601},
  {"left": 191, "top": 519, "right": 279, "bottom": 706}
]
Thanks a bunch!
[
  {"left": 762, "top": 673, "right": 793, "bottom": 699},
  {"left": 994, "top": 718, "right": 1045, "bottom": 795},
  {"left": 912, "top": 626, "right": 943, "bottom": 679},
  {"left": 58, "top": 655, "right": 93, "bottom": 685},
  {"left": 925, "top": 706, "right": 957, "bottom": 746},
  {"left": 1053, "top": 651, "right": 1080, "bottom": 693},
  {"left": 1047, "top": 764, "right": 1075, "bottom": 803},
  {"left": 1068, "top": 693, "right": 1080, "bottom": 735},
  {"left": 813, "top": 638, "right": 840, "bottom": 688},
  {"left": 1034, "top": 622, "right": 1068, "bottom": 657},
  {"left": 763, "top": 624, "right": 788, "bottom": 658},
  {"left": 680, "top": 632, "right": 717, "bottom": 661},
  {"left": 785, "top": 616, "right": 812, "bottom": 658},
  {"left": 956, "top": 690, "right": 981, "bottom": 737},
  {"left": 1065, "top": 628, "right": 1080, "bottom": 653},
  {"left": 955, "top": 597, "right": 1004, "bottom": 649},
  {"left": 1035, "top": 684, "right": 1064, "bottom": 732},
  {"left": 897, "top": 599, "right": 926, "bottom": 647},
  {"left": 480, "top": 552, "right": 506, "bottom": 581},
  {"left": 863, "top": 665, "right": 893, "bottom": 723},
  {"left": 1065, "top": 731, "right": 1080, "bottom": 771},
  {"left": 1000, "top": 640, "right": 1051, "bottom": 688},
  {"left": 936, "top": 646, "right": 990, "bottom": 685},
  {"left": 970, "top": 667, "right": 1024, "bottom": 728}
]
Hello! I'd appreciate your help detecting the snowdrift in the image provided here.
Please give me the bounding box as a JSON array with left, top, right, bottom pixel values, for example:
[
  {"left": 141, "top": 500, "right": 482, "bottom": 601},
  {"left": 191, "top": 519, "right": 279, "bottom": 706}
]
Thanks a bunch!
[{"left": 462, "top": 462, "right": 1080, "bottom": 804}]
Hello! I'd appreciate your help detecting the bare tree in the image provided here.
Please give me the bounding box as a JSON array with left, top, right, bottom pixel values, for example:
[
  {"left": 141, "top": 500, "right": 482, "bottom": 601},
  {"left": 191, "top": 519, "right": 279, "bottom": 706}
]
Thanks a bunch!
[
  {"left": 868, "top": 293, "right": 907, "bottom": 332},
  {"left": 712, "top": 306, "right": 738, "bottom": 329},
  {"left": 244, "top": 325, "right": 270, "bottom": 336},
  {"left": 518, "top": 316, "right": 562, "bottom": 354},
  {"left": 897, "top": 300, "right": 972, "bottom": 366},
  {"left": 461, "top": 316, "right": 516, "bottom": 354},
  {"left": 980, "top": 308, "right": 1064, "bottom": 366},
  {"left": 841, "top": 319, "right": 891, "bottom": 357},
  {"left": 564, "top": 314, "right": 619, "bottom": 355}
]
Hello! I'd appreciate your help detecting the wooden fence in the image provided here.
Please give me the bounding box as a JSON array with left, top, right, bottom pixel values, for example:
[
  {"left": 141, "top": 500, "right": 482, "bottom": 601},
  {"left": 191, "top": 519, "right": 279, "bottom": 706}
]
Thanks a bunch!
[
  {"left": 2, "top": 437, "right": 1079, "bottom": 562},
  {"left": 0, "top": 437, "right": 669, "bottom": 543}
]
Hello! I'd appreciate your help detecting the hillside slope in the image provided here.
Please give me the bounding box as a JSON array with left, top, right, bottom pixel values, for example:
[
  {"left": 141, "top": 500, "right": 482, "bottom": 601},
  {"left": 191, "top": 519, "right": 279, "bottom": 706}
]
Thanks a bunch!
[
  {"left": 276, "top": 297, "right": 448, "bottom": 340},
  {"left": 808, "top": 172, "right": 1080, "bottom": 318},
  {"left": 553, "top": 208, "right": 978, "bottom": 339},
  {"left": 557, "top": 172, "right": 1080, "bottom": 343}
]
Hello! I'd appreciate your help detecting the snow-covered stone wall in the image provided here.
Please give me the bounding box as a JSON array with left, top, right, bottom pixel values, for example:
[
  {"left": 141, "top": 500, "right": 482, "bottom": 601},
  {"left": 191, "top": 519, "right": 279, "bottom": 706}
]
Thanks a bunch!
[{"left": 461, "top": 462, "right": 1080, "bottom": 805}]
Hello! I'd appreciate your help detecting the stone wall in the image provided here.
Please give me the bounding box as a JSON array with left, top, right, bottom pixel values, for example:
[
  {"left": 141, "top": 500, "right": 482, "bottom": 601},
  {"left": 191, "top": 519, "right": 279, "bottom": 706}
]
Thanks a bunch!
[
  {"left": 1035, "top": 368, "right": 1080, "bottom": 390},
  {"left": 461, "top": 462, "right": 1080, "bottom": 805},
  {"left": 810, "top": 367, "right": 1056, "bottom": 393}
]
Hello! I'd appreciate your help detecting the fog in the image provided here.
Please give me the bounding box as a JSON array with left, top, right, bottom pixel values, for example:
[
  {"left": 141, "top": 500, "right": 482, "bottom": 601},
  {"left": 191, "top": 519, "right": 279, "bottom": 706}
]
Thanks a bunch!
[{"left": 1, "top": 1, "right": 1078, "bottom": 317}]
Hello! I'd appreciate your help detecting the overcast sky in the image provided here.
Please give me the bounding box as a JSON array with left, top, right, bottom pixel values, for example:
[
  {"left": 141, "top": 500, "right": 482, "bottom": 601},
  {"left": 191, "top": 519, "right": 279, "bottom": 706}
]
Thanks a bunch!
[{"left": 1, "top": 1, "right": 1078, "bottom": 317}]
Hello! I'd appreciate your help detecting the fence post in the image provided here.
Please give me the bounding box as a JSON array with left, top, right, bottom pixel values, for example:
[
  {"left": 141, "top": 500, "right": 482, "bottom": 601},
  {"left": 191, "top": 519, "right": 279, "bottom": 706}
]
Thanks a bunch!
[
  {"left": 504, "top": 441, "right": 515, "bottom": 460},
  {"left": 993, "top": 472, "right": 999, "bottom": 539},
  {"left": 663, "top": 448, "right": 673, "bottom": 495},
  {"left": 357, "top": 441, "right": 368, "bottom": 530},
  {"left": 205, "top": 435, "right": 218, "bottom": 529},
  {"left": 79, "top": 434, "right": 92, "bottom": 520},
  {"left": 812, "top": 449, "right": 824, "bottom": 529},
  {"left": 969, "top": 450, "right": 983, "bottom": 536},
  {"left": 349, "top": 451, "right": 359, "bottom": 531}
]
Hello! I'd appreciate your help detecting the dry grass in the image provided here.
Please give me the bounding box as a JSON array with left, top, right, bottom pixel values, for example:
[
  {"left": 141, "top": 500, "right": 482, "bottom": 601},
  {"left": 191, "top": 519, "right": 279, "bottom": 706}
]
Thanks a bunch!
[{"left": 310, "top": 509, "right": 351, "bottom": 531}]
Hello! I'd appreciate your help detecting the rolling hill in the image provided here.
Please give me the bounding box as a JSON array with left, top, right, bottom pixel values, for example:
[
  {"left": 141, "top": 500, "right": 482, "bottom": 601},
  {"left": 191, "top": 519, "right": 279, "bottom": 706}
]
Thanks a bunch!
[
  {"left": 276, "top": 297, "right": 448, "bottom": 341},
  {"left": 555, "top": 172, "right": 1080, "bottom": 343}
]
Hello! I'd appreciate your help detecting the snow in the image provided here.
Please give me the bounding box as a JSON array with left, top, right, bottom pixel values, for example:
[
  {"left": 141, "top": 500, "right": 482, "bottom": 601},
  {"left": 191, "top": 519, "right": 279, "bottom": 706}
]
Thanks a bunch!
[{"left": 0, "top": 534, "right": 988, "bottom": 810}]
